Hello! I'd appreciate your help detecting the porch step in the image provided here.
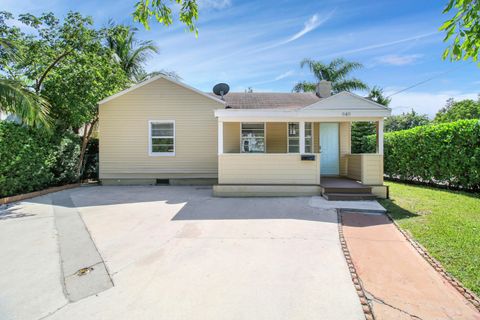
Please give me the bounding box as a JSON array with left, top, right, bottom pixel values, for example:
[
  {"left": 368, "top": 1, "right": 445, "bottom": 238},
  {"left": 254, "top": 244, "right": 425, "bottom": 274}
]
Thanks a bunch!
[
  {"left": 322, "top": 187, "right": 372, "bottom": 194},
  {"left": 322, "top": 192, "right": 377, "bottom": 201}
]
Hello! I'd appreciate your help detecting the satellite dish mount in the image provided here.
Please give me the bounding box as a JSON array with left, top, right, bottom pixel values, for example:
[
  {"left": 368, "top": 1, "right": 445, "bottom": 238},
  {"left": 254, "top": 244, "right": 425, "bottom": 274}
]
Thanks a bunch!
[{"left": 213, "top": 83, "right": 230, "bottom": 100}]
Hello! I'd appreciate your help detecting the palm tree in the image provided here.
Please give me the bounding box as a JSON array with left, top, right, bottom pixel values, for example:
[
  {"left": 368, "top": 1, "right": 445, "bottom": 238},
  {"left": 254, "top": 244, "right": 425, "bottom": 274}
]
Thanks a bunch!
[
  {"left": 105, "top": 22, "right": 159, "bottom": 82},
  {"left": 0, "top": 79, "right": 51, "bottom": 127},
  {"left": 135, "top": 69, "right": 182, "bottom": 82},
  {"left": 367, "top": 86, "right": 391, "bottom": 106},
  {"left": 0, "top": 38, "right": 51, "bottom": 127},
  {"left": 293, "top": 58, "right": 368, "bottom": 94}
]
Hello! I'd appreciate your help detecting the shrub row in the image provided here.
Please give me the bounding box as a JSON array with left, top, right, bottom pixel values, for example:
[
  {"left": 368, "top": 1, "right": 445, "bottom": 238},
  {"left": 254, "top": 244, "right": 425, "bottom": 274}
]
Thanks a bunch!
[
  {"left": 0, "top": 122, "right": 82, "bottom": 198},
  {"left": 363, "top": 119, "right": 480, "bottom": 190}
]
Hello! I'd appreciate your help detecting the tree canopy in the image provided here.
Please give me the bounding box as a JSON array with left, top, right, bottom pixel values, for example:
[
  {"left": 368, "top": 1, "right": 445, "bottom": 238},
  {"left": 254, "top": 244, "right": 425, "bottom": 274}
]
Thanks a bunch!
[
  {"left": 133, "top": 0, "right": 199, "bottom": 34},
  {"left": 384, "top": 109, "right": 431, "bottom": 132},
  {"left": 440, "top": 0, "right": 480, "bottom": 63},
  {"left": 435, "top": 97, "right": 480, "bottom": 122}
]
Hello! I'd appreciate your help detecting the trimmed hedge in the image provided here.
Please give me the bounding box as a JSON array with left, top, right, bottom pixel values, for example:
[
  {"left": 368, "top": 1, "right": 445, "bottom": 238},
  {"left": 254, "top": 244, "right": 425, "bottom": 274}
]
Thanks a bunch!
[
  {"left": 363, "top": 119, "right": 480, "bottom": 190},
  {"left": 0, "top": 122, "right": 81, "bottom": 197}
]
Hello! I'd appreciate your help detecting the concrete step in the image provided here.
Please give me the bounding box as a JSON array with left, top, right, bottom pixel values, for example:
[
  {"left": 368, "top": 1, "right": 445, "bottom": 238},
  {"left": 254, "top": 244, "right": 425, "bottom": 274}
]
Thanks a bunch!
[
  {"left": 322, "top": 193, "right": 377, "bottom": 201},
  {"left": 322, "top": 187, "right": 372, "bottom": 194}
]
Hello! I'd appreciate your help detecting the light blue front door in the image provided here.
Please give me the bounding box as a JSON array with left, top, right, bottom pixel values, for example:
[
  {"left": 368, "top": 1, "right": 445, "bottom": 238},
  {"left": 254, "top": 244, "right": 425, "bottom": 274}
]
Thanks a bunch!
[{"left": 320, "top": 123, "right": 340, "bottom": 175}]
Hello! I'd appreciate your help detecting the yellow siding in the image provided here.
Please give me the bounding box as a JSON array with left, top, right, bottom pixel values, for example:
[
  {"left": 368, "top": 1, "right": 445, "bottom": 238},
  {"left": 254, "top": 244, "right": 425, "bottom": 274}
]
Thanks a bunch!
[
  {"left": 99, "top": 78, "right": 224, "bottom": 179},
  {"left": 223, "top": 122, "right": 240, "bottom": 153},
  {"left": 219, "top": 154, "right": 320, "bottom": 185},
  {"left": 346, "top": 154, "right": 362, "bottom": 181},
  {"left": 346, "top": 154, "right": 383, "bottom": 185},
  {"left": 362, "top": 154, "right": 384, "bottom": 185},
  {"left": 266, "top": 122, "right": 287, "bottom": 153},
  {"left": 313, "top": 122, "right": 320, "bottom": 153},
  {"left": 339, "top": 122, "right": 351, "bottom": 176}
]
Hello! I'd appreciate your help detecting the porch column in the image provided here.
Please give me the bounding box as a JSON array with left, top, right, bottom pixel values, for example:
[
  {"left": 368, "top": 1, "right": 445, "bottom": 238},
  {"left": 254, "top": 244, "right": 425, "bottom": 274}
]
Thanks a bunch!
[
  {"left": 299, "top": 121, "right": 305, "bottom": 154},
  {"left": 218, "top": 121, "right": 223, "bottom": 155},
  {"left": 376, "top": 119, "right": 384, "bottom": 155}
]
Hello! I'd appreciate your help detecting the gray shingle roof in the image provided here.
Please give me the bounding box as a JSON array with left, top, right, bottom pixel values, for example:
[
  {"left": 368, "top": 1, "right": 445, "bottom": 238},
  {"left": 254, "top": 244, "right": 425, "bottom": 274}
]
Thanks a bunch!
[{"left": 208, "top": 92, "right": 321, "bottom": 109}]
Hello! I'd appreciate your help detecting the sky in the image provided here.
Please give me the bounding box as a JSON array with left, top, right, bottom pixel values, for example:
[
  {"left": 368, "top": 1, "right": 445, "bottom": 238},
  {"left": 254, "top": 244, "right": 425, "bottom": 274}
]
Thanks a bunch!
[{"left": 2, "top": 0, "right": 480, "bottom": 117}]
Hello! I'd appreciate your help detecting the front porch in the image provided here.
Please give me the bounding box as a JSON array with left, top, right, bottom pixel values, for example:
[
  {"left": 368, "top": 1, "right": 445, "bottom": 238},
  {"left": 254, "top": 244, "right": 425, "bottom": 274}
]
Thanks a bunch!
[
  {"left": 213, "top": 119, "right": 387, "bottom": 199},
  {"left": 212, "top": 93, "right": 391, "bottom": 199}
]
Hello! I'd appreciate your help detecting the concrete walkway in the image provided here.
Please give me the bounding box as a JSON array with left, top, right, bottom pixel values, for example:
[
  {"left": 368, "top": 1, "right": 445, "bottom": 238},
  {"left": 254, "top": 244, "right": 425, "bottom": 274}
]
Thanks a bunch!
[
  {"left": 341, "top": 212, "right": 480, "bottom": 320},
  {"left": 52, "top": 192, "right": 113, "bottom": 302},
  {"left": 0, "top": 186, "right": 365, "bottom": 320}
]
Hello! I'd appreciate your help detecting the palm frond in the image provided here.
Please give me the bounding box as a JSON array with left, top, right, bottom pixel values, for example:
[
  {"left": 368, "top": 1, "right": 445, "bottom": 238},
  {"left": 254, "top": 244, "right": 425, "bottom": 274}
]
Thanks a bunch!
[
  {"left": 0, "top": 79, "right": 51, "bottom": 128},
  {"left": 332, "top": 78, "right": 369, "bottom": 93},
  {"left": 292, "top": 81, "right": 316, "bottom": 93}
]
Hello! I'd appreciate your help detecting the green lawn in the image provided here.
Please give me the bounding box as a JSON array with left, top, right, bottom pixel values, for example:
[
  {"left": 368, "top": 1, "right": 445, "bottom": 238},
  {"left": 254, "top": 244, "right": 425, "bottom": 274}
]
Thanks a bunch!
[{"left": 379, "top": 181, "right": 480, "bottom": 296}]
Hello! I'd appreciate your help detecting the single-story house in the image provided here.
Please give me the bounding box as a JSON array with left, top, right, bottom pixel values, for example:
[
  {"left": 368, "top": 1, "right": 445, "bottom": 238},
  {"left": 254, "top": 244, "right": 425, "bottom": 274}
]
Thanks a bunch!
[{"left": 98, "top": 75, "right": 391, "bottom": 199}]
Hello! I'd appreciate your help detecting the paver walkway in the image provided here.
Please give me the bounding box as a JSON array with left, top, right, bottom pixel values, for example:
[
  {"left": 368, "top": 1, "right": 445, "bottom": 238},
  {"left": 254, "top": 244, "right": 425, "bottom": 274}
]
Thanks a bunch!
[{"left": 341, "top": 212, "right": 480, "bottom": 320}]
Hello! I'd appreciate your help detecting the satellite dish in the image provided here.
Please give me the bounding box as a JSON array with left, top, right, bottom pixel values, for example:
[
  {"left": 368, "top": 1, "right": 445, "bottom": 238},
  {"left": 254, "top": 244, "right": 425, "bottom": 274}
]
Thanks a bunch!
[{"left": 213, "top": 83, "right": 230, "bottom": 100}]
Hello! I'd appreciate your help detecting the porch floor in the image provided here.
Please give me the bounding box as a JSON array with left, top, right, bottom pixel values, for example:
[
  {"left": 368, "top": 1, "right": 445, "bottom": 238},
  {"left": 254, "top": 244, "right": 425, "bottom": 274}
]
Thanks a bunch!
[{"left": 320, "top": 177, "right": 366, "bottom": 189}]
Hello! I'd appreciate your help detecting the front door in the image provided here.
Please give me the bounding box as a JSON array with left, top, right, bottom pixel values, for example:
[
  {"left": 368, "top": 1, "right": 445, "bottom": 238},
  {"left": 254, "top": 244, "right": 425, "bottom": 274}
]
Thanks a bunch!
[{"left": 320, "top": 123, "right": 340, "bottom": 175}]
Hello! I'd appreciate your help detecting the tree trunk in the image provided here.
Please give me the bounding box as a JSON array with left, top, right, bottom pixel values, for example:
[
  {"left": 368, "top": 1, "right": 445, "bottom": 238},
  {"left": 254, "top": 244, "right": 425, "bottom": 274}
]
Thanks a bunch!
[{"left": 77, "top": 117, "right": 98, "bottom": 180}]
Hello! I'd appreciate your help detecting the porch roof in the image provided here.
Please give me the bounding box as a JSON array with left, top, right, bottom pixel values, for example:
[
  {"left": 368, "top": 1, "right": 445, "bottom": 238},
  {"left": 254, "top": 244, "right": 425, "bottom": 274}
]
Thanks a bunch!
[{"left": 214, "top": 92, "right": 392, "bottom": 121}]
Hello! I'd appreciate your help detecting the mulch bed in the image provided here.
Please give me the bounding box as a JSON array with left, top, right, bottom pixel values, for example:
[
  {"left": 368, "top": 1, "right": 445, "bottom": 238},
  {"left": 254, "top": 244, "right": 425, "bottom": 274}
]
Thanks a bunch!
[{"left": 0, "top": 183, "right": 80, "bottom": 205}]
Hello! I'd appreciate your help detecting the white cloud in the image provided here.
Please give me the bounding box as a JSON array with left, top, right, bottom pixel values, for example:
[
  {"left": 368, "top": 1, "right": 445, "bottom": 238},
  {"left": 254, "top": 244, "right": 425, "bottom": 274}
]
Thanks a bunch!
[
  {"left": 274, "top": 70, "right": 294, "bottom": 81},
  {"left": 375, "top": 54, "right": 423, "bottom": 66},
  {"left": 253, "top": 11, "right": 335, "bottom": 52},
  {"left": 198, "top": 0, "right": 232, "bottom": 9},
  {"left": 387, "top": 90, "right": 479, "bottom": 118},
  {"left": 323, "top": 31, "right": 438, "bottom": 58}
]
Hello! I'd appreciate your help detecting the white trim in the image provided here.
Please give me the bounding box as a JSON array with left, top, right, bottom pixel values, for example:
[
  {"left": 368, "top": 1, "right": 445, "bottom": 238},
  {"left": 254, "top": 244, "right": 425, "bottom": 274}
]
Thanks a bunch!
[
  {"left": 300, "top": 121, "right": 305, "bottom": 154},
  {"left": 303, "top": 91, "right": 391, "bottom": 110},
  {"left": 215, "top": 109, "right": 391, "bottom": 121},
  {"left": 148, "top": 120, "right": 176, "bottom": 156},
  {"left": 218, "top": 121, "right": 223, "bottom": 155},
  {"left": 98, "top": 75, "right": 226, "bottom": 105},
  {"left": 377, "top": 119, "right": 384, "bottom": 155}
]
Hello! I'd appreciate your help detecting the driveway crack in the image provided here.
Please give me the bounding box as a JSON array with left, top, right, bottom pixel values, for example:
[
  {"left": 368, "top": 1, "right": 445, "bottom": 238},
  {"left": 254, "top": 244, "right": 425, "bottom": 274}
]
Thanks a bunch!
[{"left": 364, "top": 288, "right": 424, "bottom": 320}]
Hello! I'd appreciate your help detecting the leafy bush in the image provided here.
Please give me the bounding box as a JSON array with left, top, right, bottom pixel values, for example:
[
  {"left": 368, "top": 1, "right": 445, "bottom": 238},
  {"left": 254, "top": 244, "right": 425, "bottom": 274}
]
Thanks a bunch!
[
  {"left": 363, "top": 119, "right": 480, "bottom": 190},
  {"left": 81, "top": 138, "right": 98, "bottom": 181},
  {"left": 0, "top": 122, "right": 81, "bottom": 197}
]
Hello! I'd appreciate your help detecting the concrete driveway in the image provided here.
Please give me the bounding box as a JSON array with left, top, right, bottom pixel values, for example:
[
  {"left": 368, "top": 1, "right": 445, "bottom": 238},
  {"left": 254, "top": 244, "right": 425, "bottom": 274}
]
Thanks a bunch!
[{"left": 0, "top": 186, "right": 364, "bottom": 320}]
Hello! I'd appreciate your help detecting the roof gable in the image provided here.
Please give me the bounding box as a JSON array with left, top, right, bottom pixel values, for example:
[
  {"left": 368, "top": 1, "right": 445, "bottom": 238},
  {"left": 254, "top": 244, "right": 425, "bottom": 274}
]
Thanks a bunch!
[
  {"left": 98, "top": 75, "right": 225, "bottom": 105},
  {"left": 303, "top": 91, "right": 390, "bottom": 111}
]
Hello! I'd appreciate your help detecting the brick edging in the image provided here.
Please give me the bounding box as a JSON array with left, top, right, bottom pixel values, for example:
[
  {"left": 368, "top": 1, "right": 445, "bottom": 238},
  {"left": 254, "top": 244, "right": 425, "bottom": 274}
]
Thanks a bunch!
[
  {"left": 384, "top": 212, "right": 480, "bottom": 312},
  {"left": 0, "top": 183, "right": 81, "bottom": 205},
  {"left": 337, "top": 210, "right": 375, "bottom": 320}
]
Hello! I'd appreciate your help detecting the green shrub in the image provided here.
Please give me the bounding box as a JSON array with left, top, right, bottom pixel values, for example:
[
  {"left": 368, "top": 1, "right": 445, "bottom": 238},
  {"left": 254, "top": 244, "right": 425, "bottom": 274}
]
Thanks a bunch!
[
  {"left": 81, "top": 138, "right": 98, "bottom": 181},
  {"left": 0, "top": 122, "right": 81, "bottom": 197},
  {"left": 363, "top": 119, "right": 480, "bottom": 190}
]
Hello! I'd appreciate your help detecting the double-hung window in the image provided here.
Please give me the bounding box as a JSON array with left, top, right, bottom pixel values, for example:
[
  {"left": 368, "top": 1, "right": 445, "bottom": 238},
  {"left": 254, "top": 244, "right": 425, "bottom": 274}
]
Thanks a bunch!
[
  {"left": 149, "top": 121, "right": 175, "bottom": 155},
  {"left": 241, "top": 123, "right": 265, "bottom": 153},
  {"left": 288, "top": 122, "right": 313, "bottom": 153},
  {"left": 305, "top": 122, "right": 313, "bottom": 153},
  {"left": 288, "top": 122, "right": 300, "bottom": 153}
]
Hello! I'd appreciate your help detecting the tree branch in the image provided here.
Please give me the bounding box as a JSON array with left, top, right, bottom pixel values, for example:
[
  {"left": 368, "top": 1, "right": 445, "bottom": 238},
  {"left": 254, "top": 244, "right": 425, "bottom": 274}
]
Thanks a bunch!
[{"left": 35, "top": 50, "right": 72, "bottom": 93}]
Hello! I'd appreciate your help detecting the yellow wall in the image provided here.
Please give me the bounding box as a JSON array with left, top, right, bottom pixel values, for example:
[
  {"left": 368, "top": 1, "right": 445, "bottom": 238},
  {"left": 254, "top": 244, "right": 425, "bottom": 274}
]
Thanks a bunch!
[
  {"left": 219, "top": 154, "right": 320, "bottom": 184},
  {"left": 99, "top": 78, "right": 224, "bottom": 179},
  {"left": 346, "top": 154, "right": 383, "bottom": 185},
  {"left": 266, "top": 122, "right": 287, "bottom": 153},
  {"left": 339, "top": 122, "right": 351, "bottom": 176},
  {"left": 223, "top": 122, "right": 240, "bottom": 153}
]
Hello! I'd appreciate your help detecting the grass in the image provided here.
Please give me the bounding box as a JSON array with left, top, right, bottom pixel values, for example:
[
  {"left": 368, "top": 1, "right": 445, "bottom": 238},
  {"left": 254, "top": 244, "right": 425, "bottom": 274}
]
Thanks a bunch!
[{"left": 379, "top": 181, "right": 480, "bottom": 297}]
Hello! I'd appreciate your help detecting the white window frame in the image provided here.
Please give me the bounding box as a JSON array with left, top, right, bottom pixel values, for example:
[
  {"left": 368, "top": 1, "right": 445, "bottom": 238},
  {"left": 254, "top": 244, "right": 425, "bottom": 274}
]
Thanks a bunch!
[
  {"left": 240, "top": 122, "right": 266, "bottom": 153},
  {"left": 287, "top": 122, "right": 300, "bottom": 153},
  {"left": 305, "top": 122, "right": 313, "bottom": 154},
  {"left": 148, "top": 120, "right": 175, "bottom": 156}
]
